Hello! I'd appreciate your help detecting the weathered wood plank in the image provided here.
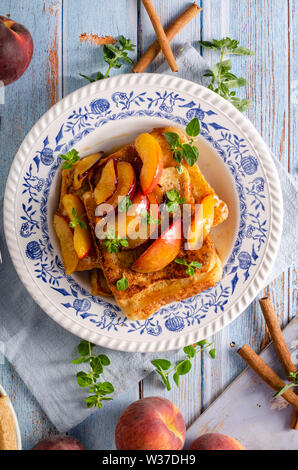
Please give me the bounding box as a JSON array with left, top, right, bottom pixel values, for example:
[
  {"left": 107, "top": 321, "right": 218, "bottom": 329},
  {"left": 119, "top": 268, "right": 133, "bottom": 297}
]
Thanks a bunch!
[
  {"left": 62, "top": 0, "right": 138, "bottom": 96},
  {"left": 0, "top": 0, "right": 62, "bottom": 198},
  {"left": 0, "top": 0, "right": 63, "bottom": 449}
]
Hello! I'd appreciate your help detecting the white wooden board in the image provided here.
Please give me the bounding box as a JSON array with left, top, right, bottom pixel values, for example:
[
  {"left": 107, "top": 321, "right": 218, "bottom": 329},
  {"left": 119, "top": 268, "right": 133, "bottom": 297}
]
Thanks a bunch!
[{"left": 185, "top": 317, "right": 298, "bottom": 450}]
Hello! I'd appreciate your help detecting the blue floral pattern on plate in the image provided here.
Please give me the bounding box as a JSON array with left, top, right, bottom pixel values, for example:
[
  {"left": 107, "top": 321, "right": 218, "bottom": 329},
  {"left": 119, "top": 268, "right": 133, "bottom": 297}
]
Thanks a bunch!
[{"left": 18, "top": 88, "right": 269, "bottom": 338}]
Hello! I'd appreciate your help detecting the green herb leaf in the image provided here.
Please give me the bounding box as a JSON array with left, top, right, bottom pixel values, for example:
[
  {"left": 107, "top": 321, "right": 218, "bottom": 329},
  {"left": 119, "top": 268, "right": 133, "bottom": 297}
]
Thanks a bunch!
[
  {"left": 116, "top": 275, "right": 129, "bottom": 291},
  {"left": 118, "top": 196, "right": 132, "bottom": 213},
  {"left": 176, "top": 359, "right": 192, "bottom": 376},
  {"left": 163, "top": 119, "right": 201, "bottom": 173},
  {"left": 73, "top": 341, "right": 113, "bottom": 409},
  {"left": 174, "top": 258, "right": 202, "bottom": 277},
  {"left": 103, "top": 231, "right": 129, "bottom": 253},
  {"left": 151, "top": 359, "right": 171, "bottom": 371},
  {"left": 274, "top": 370, "right": 298, "bottom": 397},
  {"left": 69, "top": 208, "right": 87, "bottom": 230},
  {"left": 80, "top": 36, "right": 136, "bottom": 82},
  {"left": 186, "top": 118, "right": 200, "bottom": 137},
  {"left": 164, "top": 132, "right": 180, "bottom": 149},
  {"left": 183, "top": 345, "right": 196, "bottom": 358},
  {"left": 209, "top": 348, "right": 216, "bottom": 359},
  {"left": 60, "top": 149, "right": 80, "bottom": 169},
  {"left": 152, "top": 340, "right": 216, "bottom": 390},
  {"left": 165, "top": 190, "right": 186, "bottom": 212},
  {"left": 199, "top": 37, "right": 254, "bottom": 112}
]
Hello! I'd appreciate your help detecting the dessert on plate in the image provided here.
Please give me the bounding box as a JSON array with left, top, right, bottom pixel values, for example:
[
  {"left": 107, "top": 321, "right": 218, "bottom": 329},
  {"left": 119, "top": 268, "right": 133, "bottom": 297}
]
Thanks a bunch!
[{"left": 54, "top": 124, "right": 228, "bottom": 320}]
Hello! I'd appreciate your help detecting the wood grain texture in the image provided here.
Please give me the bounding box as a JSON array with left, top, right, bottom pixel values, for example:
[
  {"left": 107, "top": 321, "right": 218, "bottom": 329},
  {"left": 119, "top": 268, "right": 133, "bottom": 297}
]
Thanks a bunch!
[{"left": 0, "top": 0, "right": 297, "bottom": 449}]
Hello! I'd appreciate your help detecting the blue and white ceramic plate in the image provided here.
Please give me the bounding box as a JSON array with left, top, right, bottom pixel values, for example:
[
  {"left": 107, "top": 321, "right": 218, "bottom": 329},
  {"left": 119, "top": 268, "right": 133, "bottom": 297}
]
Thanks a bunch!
[{"left": 4, "top": 74, "right": 282, "bottom": 352}]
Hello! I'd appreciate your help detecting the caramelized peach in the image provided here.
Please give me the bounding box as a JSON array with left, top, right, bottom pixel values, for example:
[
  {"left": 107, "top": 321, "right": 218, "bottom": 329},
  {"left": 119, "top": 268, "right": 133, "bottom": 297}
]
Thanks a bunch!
[
  {"left": 96, "top": 161, "right": 136, "bottom": 214},
  {"left": 131, "top": 219, "right": 182, "bottom": 273},
  {"left": 73, "top": 152, "right": 103, "bottom": 190},
  {"left": 53, "top": 213, "right": 78, "bottom": 275},
  {"left": 62, "top": 194, "right": 92, "bottom": 259},
  {"left": 201, "top": 194, "right": 215, "bottom": 239},
  {"left": 93, "top": 159, "right": 117, "bottom": 205},
  {"left": 186, "top": 204, "right": 204, "bottom": 250},
  {"left": 135, "top": 133, "right": 163, "bottom": 195}
]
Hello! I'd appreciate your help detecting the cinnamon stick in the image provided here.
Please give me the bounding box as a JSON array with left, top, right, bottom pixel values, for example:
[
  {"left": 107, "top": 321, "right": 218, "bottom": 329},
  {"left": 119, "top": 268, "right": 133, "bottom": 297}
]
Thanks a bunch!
[
  {"left": 259, "top": 297, "right": 296, "bottom": 374},
  {"left": 259, "top": 297, "right": 298, "bottom": 429},
  {"left": 134, "top": 2, "right": 201, "bottom": 73},
  {"left": 237, "top": 344, "right": 298, "bottom": 410},
  {"left": 290, "top": 410, "right": 298, "bottom": 430},
  {"left": 141, "top": 0, "right": 178, "bottom": 72}
]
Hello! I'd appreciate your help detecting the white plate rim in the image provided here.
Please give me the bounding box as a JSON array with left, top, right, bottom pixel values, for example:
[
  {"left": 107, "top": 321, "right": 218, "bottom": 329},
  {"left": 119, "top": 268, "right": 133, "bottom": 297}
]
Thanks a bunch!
[
  {"left": 0, "top": 384, "right": 22, "bottom": 450},
  {"left": 4, "top": 73, "right": 283, "bottom": 352}
]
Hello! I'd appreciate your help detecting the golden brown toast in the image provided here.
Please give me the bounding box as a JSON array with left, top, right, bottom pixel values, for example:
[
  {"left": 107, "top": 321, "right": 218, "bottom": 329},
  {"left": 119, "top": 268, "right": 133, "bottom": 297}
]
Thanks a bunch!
[
  {"left": 100, "top": 234, "right": 222, "bottom": 320},
  {"left": 57, "top": 125, "right": 228, "bottom": 319}
]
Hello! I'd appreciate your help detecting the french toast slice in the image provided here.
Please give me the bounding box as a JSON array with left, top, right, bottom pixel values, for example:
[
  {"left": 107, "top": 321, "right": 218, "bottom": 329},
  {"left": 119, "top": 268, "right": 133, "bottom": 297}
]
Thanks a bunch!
[
  {"left": 151, "top": 127, "right": 228, "bottom": 226},
  {"left": 100, "top": 235, "right": 222, "bottom": 320}
]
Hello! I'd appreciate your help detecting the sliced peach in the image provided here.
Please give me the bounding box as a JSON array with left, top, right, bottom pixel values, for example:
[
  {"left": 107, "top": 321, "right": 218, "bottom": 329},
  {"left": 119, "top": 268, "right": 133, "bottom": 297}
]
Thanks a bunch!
[
  {"left": 186, "top": 204, "right": 204, "bottom": 250},
  {"left": 53, "top": 213, "right": 78, "bottom": 275},
  {"left": 135, "top": 133, "right": 163, "bottom": 195},
  {"left": 131, "top": 219, "right": 182, "bottom": 273},
  {"left": 62, "top": 194, "right": 92, "bottom": 259},
  {"left": 73, "top": 152, "right": 104, "bottom": 190},
  {"left": 93, "top": 159, "right": 117, "bottom": 206},
  {"left": 147, "top": 192, "right": 161, "bottom": 238},
  {"left": 95, "top": 161, "right": 136, "bottom": 215},
  {"left": 201, "top": 194, "right": 215, "bottom": 239}
]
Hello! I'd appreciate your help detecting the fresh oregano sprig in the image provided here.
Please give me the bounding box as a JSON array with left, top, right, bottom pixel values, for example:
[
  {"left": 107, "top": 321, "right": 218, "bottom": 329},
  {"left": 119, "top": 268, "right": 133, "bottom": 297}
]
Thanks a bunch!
[
  {"left": 118, "top": 196, "right": 132, "bottom": 213},
  {"left": 174, "top": 258, "right": 202, "bottom": 277},
  {"left": 116, "top": 275, "right": 129, "bottom": 291},
  {"left": 140, "top": 209, "right": 161, "bottom": 226},
  {"left": 164, "top": 118, "right": 201, "bottom": 174},
  {"left": 80, "top": 35, "right": 136, "bottom": 82},
  {"left": 69, "top": 208, "right": 87, "bottom": 230},
  {"left": 59, "top": 149, "right": 80, "bottom": 169},
  {"left": 274, "top": 370, "right": 298, "bottom": 398},
  {"left": 103, "top": 230, "right": 129, "bottom": 253},
  {"left": 152, "top": 340, "right": 216, "bottom": 390},
  {"left": 165, "top": 189, "right": 186, "bottom": 213},
  {"left": 199, "top": 37, "right": 254, "bottom": 112},
  {"left": 72, "top": 340, "right": 114, "bottom": 409}
]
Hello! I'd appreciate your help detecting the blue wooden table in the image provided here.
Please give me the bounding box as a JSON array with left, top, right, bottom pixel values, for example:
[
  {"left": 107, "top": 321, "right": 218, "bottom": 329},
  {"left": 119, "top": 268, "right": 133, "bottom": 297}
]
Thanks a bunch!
[{"left": 0, "top": 0, "right": 297, "bottom": 450}]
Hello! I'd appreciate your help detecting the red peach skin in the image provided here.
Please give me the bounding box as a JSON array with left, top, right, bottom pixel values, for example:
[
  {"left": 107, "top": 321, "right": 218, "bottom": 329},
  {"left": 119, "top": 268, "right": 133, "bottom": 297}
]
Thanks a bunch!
[
  {"left": 0, "top": 16, "right": 33, "bottom": 85},
  {"left": 32, "top": 435, "right": 84, "bottom": 450},
  {"left": 131, "top": 219, "right": 182, "bottom": 273},
  {"left": 115, "top": 397, "right": 186, "bottom": 450},
  {"left": 189, "top": 433, "right": 245, "bottom": 450}
]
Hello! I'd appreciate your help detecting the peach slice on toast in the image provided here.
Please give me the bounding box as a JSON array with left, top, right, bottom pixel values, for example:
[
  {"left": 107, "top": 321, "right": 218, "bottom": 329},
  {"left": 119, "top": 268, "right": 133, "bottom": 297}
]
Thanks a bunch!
[
  {"left": 135, "top": 133, "right": 163, "bottom": 195},
  {"left": 53, "top": 213, "right": 78, "bottom": 275},
  {"left": 73, "top": 152, "right": 104, "bottom": 190},
  {"left": 201, "top": 194, "right": 215, "bottom": 239},
  {"left": 186, "top": 204, "right": 204, "bottom": 251},
  {"left": 95, "top": 161, "right": 136, "bottom": 215},
  {"left": 62, "top": 194, "right": 92, "bottom": 259},
  {"left": 131, "top": 219, "right": 182, "bottom": 273},
  {"left": 93, "top": 159, "right": 117, "bottom": 206}
]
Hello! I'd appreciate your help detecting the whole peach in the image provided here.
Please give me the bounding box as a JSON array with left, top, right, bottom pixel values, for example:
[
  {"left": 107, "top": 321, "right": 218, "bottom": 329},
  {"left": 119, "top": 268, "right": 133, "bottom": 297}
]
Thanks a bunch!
[
  {"left": 0, "top": 16, "right": 33, "bottom": 86},
  {"left": 32, "top": 435, "right": 84, "bottom": 450},
  {"left": 189, "top": 433, "right": 245, "bottom": 450},
  {"left": 115, "top": 397, "right": 186, "bottom": 450}
]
